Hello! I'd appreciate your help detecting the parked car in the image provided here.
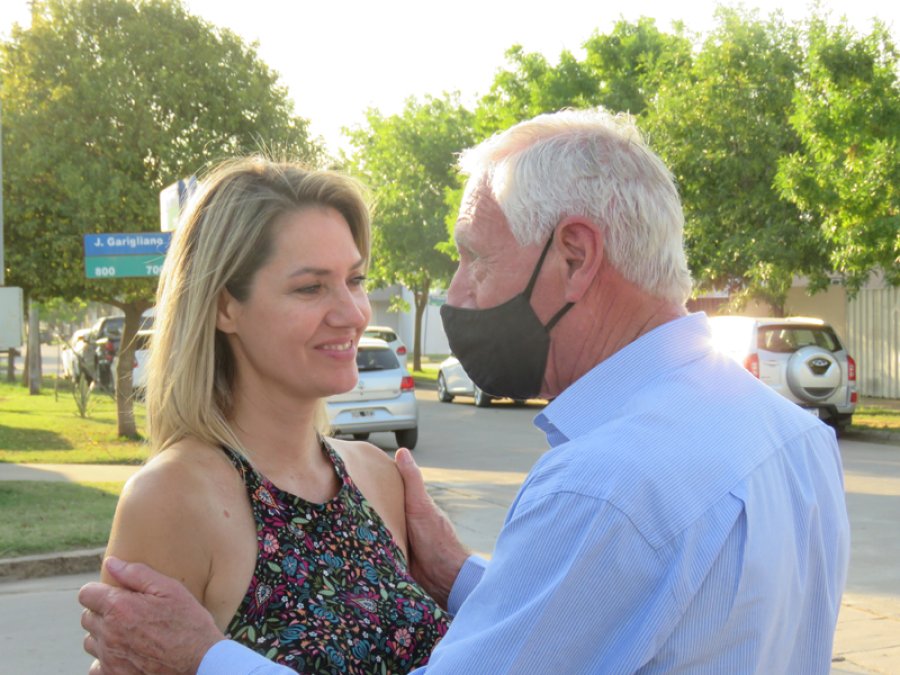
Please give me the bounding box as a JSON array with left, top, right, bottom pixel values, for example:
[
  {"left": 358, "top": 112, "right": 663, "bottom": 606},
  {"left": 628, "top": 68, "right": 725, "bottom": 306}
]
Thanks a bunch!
[
  {"left": 112, "top": 329, "right": 154, "bottom": 397},
  {"left": 363, "top": 325, "right": 407, "bottom": 367},
  {"left": 437, "top": 356, "right": 527, "bottom": 408},
  {"left": 326, "top": 337, "right": 418, "bottom": 448},
  {"left": 708, "top": 316, "right": 857, "bottom": 432},
  {"left": 80, "top": 315, "right": 125, "bottom": 389},
  {"left": 80, "top": 312, "right": 154, "bottom": 390},
  {"left": 61, "top": 328, "right": 92, "bottom": 379}
]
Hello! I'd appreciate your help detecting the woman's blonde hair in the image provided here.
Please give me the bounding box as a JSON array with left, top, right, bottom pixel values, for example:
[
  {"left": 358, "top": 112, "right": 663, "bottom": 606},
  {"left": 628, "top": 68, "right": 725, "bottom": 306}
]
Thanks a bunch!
[{"left": 146, "top": 157, "right": 371, "bottom": 455}]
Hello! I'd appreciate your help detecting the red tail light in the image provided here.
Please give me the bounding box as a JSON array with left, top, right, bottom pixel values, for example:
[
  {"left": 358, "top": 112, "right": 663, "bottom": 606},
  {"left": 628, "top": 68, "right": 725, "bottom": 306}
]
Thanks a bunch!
[
  {"left": 400, "top": 376, "right": 415, "bottom": 391},
  {"left": 851, "top": 391, "right": 858, "bottom": 404},
  {"left": 396, "top": 345, "right": 407, "bottom": 356},
  {"left": 847, "top": 355, "right": 856, "bottom": 381},
  {"left": 743, "top": 353, "right": 760, "bottom": 378}
]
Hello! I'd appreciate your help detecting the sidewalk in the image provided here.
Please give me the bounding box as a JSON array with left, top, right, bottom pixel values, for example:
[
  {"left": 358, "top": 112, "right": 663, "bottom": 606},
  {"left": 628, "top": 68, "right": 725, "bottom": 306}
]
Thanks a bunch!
[{"left": 1, "top": 462, "right": 897, "bottom": 674}]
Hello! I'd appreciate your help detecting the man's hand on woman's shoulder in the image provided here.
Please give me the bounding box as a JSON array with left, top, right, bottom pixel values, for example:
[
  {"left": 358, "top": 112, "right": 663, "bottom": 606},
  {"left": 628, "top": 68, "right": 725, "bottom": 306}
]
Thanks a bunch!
[{"left": 395, "top": 447, "right": 470, "bottom": 609}]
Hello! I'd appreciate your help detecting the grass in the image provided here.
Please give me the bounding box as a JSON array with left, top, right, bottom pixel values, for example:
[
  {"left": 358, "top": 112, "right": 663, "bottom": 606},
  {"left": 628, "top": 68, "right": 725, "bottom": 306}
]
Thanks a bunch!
[
  {"left": 0, "top": 481, "right": 122, "bottom": 557},
  {"left": 851, "top": 405, "right": 900, "bottom": 431},
  {"left": 0, "top": 378, "right": 149, "bottom": 464},
  {"left": 411, "top": 362, "right": 440, "bottom": 384}
]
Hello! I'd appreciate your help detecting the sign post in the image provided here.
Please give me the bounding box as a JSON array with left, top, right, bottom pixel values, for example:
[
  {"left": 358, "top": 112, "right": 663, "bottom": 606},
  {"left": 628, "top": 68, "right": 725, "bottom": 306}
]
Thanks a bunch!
[{"left": 83, "top": 232, "right": 171, "bottom": 279}]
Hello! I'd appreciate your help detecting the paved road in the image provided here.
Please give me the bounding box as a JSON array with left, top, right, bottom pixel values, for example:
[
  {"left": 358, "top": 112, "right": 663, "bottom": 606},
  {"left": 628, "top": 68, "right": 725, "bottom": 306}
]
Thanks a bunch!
[{"left": 1, "top": 391, "right": 897, "bottom": 673}]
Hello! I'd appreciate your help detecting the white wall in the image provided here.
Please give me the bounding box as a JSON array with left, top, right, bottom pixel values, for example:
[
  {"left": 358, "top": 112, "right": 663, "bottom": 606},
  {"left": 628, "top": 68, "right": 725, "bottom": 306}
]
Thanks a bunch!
[{"left": 367, "top": 285, "right": 451, "bottom": 357}]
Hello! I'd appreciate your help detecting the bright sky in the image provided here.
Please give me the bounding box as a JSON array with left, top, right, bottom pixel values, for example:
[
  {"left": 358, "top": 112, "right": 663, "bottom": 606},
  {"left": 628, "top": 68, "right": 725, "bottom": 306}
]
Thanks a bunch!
[{"left": 2, "top": 0, "right": 897, "bottom": 155}]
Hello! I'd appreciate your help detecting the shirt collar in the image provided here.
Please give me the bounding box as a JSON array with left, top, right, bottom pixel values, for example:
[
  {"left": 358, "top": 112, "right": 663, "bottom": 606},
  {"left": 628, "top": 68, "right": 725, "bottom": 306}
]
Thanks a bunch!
[{"left": 534, "top": 313, "right": 712, "bottom": 446}]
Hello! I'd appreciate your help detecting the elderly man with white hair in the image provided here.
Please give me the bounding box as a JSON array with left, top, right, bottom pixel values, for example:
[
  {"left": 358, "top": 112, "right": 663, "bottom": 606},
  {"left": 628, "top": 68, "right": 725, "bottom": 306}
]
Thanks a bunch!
[{"left": 80, "top": 109, "right": 849, "bottom": 675}]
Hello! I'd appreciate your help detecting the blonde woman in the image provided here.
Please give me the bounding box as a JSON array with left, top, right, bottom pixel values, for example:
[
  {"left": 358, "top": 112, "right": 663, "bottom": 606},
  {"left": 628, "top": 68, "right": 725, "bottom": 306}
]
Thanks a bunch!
[{"left": 101, "top": 158, "right": 448, "bottom": 673}]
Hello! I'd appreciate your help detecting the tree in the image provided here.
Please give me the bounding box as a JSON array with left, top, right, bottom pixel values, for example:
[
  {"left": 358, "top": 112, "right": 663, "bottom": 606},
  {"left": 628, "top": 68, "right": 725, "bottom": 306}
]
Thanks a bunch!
[
  {"left": 345, "top": 94, "right": 475, "bottom": 371},
  {"left": 581, "top": 17, "right": 693, "bottom": 116},
  {"left": 647, "top": 8, "right": 826, "bottom": 312},
  {"left": 475, "top": 46, "right": 597, "bottom": 137},
  {"left": 776, "top": 19, "right": 900, "bottom": 293},
  {"left": 474, "top": 18, "right": 692, "bottom": 140},
  {"left": 1, "top": 0, "right": 319, "bottom": 436}
]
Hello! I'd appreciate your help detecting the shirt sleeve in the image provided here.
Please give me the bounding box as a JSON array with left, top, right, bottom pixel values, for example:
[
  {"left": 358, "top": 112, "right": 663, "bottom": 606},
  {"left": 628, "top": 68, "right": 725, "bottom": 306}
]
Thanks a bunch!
[
  {"left": 409, "top": 491, "right": 679, "bottom": 674},
  {"left": 447, "top": 555, "right": 488, "bottom": 615},
  {"left": 198, "top": 640, "right": 296, "bottom": 675}
]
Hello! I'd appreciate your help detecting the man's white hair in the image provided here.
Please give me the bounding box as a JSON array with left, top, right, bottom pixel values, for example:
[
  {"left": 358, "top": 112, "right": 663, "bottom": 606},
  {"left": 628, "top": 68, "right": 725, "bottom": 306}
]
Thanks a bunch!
[{"left": 459, "top": 109, "right": 693, "bottom": 305}]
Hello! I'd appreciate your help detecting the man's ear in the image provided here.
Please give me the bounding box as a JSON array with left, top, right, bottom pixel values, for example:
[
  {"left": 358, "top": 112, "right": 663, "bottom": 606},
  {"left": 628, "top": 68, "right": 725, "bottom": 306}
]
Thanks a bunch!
[
  {"left": 555, "top": 217, "right": 604, "bottom": 302},
  {"left": 216, "top": 289, "right": 241, "bottom": 334}
]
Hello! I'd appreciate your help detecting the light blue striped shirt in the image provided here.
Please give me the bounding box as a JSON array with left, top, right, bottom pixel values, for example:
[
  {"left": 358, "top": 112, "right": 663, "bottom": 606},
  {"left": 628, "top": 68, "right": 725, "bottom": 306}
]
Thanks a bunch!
[{"left": 201, "top": 313, "right": 850, "bottom": 674}]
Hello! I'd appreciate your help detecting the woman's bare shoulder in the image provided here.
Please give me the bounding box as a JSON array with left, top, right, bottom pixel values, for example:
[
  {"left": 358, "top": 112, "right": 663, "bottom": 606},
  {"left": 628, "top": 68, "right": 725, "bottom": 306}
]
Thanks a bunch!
[
  {"left": 327, "top": 436, "right": 399, "bottom": 480},
  {"left": 127, "top": 437, "right": 236, "bottom": 504},
  {"left": 104, "top": 437, "right": 246, "bottom": 594}
]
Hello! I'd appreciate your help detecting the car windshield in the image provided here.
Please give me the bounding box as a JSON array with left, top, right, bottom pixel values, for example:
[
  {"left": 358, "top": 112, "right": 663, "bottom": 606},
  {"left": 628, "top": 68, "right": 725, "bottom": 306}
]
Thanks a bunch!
[
  {"left": 757, "top": 326, "right": 841, "bottom": 353},
  {"left": 357, "top": 348, "right": 399, "bottom": 371}
]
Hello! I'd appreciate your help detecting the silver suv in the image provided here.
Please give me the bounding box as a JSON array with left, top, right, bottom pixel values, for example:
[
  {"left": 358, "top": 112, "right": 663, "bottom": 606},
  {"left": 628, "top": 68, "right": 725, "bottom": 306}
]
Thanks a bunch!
[{"left": 708, "top": 316, "right": 857, "bottom": 432}]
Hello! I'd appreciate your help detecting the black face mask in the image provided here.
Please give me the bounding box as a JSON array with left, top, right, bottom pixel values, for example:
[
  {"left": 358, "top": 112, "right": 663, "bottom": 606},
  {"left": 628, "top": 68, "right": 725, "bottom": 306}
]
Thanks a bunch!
[{"left": 440, "top": 233, "right": 574, "bottom": 400}]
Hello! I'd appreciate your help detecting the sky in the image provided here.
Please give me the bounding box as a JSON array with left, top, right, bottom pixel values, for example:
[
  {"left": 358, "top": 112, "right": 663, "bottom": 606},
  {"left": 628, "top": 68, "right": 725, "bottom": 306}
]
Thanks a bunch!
[{"left": 1, "top": 0, "right": 898, "bottom": 155}]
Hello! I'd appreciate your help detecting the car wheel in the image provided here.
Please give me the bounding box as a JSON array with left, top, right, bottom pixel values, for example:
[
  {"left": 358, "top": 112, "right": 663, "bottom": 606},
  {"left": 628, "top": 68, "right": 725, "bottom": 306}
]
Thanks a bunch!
[
  {"left": 395, "top": 428, "right": 418, "bottom": 450},
  {"left": 827, "top": 413, "right": 853, "bottom": 438},
  {"left": 474, "top": 386, "right": 492, "bottom": 408},
  {"left": 437, "top": 373, "right": 453, "bottom": 403},
  {"left": 352, "top": 433, "right": 370, "bottom": 441}
]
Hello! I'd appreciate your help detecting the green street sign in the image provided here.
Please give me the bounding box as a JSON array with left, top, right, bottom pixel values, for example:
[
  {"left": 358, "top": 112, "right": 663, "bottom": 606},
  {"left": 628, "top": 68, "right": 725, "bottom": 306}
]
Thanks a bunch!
[{"left": 85, "top": 254, "right": 166, "bottom": 279}]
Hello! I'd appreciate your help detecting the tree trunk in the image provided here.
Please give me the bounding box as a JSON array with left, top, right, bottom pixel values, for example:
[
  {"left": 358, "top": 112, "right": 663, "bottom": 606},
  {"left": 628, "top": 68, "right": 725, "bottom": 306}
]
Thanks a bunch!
[
  {"left": 113, "top": 303, "right": 146, "bottom": 439},
  {"left": 27, "top": 300, "right": 41, "bottom": 394}
]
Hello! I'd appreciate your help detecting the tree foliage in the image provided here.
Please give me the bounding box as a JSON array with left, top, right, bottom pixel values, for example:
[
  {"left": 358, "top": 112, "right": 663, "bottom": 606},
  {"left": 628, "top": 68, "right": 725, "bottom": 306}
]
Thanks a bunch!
[
  {"left": 475, "top": 18, "right": 692, "bottom": 139},
  {"left": 646, "top": 8, "right": 826, "bottom": 312},
  {"left": 581, "top": 17, "right": 693, "bottom": 116},
  {"left": 1, "top": 0, "right": 319, "bottom": 432},
  {"left": 776, "top": 19, "right": 900, "bottom": 293},
  {"left": 468, "top": 10, "right": 900, "bottom": 309},
  {"left": 345, "top": 94, "right": 474, "bottom": 369},
  {"left": 475, "top": 46, "right": 596, "bottom": 137}
]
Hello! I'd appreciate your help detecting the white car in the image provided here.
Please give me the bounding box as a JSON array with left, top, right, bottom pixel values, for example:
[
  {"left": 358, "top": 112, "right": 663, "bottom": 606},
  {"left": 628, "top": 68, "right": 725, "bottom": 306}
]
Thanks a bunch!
[
  {"left": 363, "top": 325, "right": 407, "bottom": 367},
  {"left": 112, "top": 329, "right": 154, "bottom": 397},
  {"left": 709, "top": 316, "right": 857, "bottom": 432},
  {"left": 436, "top": 356, "right": 528, "bottom": 408},
  {"left": 327, "top": 337, "right": 418, "bottom": 448}
]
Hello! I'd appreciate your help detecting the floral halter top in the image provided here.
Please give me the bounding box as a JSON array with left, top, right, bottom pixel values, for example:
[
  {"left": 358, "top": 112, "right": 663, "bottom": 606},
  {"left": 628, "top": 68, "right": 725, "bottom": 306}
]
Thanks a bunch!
[{"left": 222, "top": 441, "right": 450, "bottom": 674}]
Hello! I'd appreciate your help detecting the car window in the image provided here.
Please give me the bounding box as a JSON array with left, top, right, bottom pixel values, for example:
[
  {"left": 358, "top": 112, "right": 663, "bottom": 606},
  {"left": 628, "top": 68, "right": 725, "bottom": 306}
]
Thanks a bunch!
[
  {"left": 105, "top": 317, "right": 125, "bottom": 338},
  {"left": 357, "top": 347, "right": 399, "bottom": 371},
  {"left": 133, "top": 333, "right": 153, "bottom": 351},
  {"left": 757, "top": 326, "right": 841, "bottom": 353},
  {"left": 364, "top": 329, "right": 397, "bottom": 343}
]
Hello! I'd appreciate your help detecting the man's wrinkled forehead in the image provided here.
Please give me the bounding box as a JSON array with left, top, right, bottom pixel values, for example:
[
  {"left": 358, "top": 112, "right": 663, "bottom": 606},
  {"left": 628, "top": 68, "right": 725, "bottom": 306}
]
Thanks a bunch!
[{"left": 456, "top": 177, "right": 506, "bottom": 242}]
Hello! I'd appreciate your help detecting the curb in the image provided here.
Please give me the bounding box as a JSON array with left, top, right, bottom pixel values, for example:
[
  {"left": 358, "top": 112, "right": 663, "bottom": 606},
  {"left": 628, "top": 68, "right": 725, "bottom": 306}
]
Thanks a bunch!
[
  {"left": 844, "top": 428, "right": 900, "bottom": 446},
  {"left": 0, "top": 547, "right": 104, "bottom": 582}
]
